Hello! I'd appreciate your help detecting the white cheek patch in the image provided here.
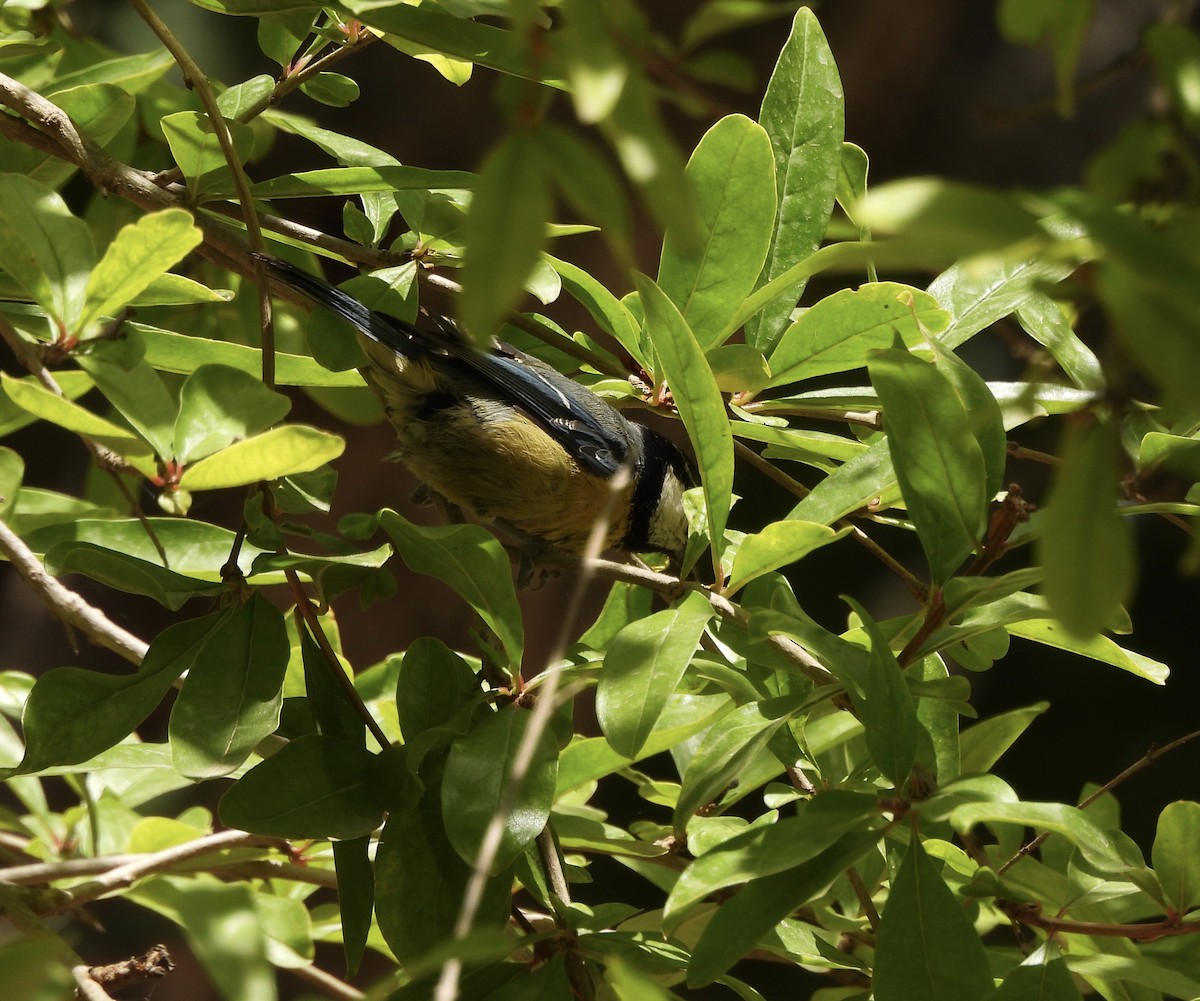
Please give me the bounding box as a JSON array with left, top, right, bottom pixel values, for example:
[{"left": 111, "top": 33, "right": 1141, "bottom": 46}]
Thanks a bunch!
[{"left": 647, "top": 469, "right": 689, "bottom": 552}]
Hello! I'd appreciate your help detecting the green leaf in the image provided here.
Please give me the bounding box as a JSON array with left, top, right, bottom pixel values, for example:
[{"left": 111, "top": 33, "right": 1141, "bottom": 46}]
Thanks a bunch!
[
  {"left": 993, "top": 957, "right": 1084, "bottom": 1001},
  {"left": 131, "top": 880, "right": 274, "bottom": 1001},
  {"left": 333, "top": 836, "right": 374, "bottom": 976},
  {"left": 299, "top": 70, "right": 360, "bottom": 107},
  {"left": 1140, "top": 431, "right": 1200, "bottom": 481},
  {"left": 1036, "top": 418, "right": 1132, "bottom": 638},
  {"left": 596, "top": 591, "right": 713, "bottom": 758},
  {"left": 1007, "top": 620, "right": 1168, "bottom": 684},
  {"left": 1152, "top": 801, "right": 1200, "bottom": 915},
  {"left": 0, "top": 174, "right": 94, "bottom": 328},
  {"left": 547, "top": 254, "right": 645, "bottom": 369},
  {"left": 959, "top": 702, "right": 1050, "bottom": 774},
  {"left": 169, "top": 593, "right": 289, "bottom": 778},
  {"left": 726, "top": 521, "right": 842, "bottom": 595},
  {"left": 657, "top": 114, "right": 776, "bottom": 350},
  {"left": 77, "top": 210, "right": 202, "bottom": 331},
  {"left": 340, "top": 0, "right": 560, "bottom": 84},
  {"left": 378, "top": 509, "right": 524, "bottom": 672},
  {"left": 929, "top": 253, "right": 1075, "bottom": 351},
  {"left": 135, "top": 323, "right": 364, "bottom": 387},
  {"left": 746, "top": 8, "right": 845, "bottom": 351},
  {"left": 174, "top": 364, "right": 291, "bottom": 464},
  {"left": 160, "top": 111, "right": 257, "bottom": 199},
  {"left": 674, "top": 695, "right": 802, "bottom": 832},
  {"left": 686, "top": 830, "right": 882, "bottom": 986},
  {"left": 15, "top": 611, "right": 224, "bottom": 774},
  {"left": 858, "top": 179, "right": 1045, "bottom": 268},
  {"left": 460, "top": 130, "right": 550, "bottom": 339},
  {"left": 0, "top": 447, "right": 22, "bottom": 522},
  {"left": 1016, "top": 294, "right": 1104, "bottom": 391},
  {"left": 665, "top": 791, "right": 878, "bottom": 929},
  {"left": 869, "top": 348, "right": 986, "bottom": 583},
  {"left": 75, "top": 337, "right": 180, "bottom": 459},
  {"left": 250, "top": 165, "right": 475, "bottom": 198},
  {"left": 872, "top": 834, "right": 993, "bottom": 1001},
  {"left": 374, "top": 794, "right": 511, "bottom": 965},
  {"left": 396, "top": 637, "right": 480, "bottom": 741},
  {"left": 1146, "top": 23, "right": 1200, "bottom": 132},
  {"left": 442, "top": 705, "right": 558, "bottom": 872},
  {"left": 0, "top": 372, "right": 151, "bottom": 460},
  {"left": 134, "top": 273, "right": 233, "bottom": 306},
  {"left": 949, "top": 800, "right": 1137, "bottom": 875},
  {"left": 768, "top": 283, "right": 947, "bottom": 386},
  {"left": 635, "top": 274, "right": 733, "bottom": 573},
  {"left": 929, "top": 338, "right": 1008, "bottom": 501},
  {"left": 790, "top": 437, "right": 898, "bottom": 526},
  {"left": 845, "top": 599, "right": 919, "bottom": 787},
  {"left": 23, "top": 518, "right": 270, "bottom": 580},
  {"left": 537, "top": 125, "right": 632, "bottom": 255},
  {"left": 43, "top": 542, "right": 224, "bottom": 610},
  {"left": 219, "top": 735, "right": 386, "bottom": 839},
  {"left": 178, "top": 425, "right": 345, "bottom": 491},
  {"left": 299, "top": 623, "right": 365, "bottom": 745}
]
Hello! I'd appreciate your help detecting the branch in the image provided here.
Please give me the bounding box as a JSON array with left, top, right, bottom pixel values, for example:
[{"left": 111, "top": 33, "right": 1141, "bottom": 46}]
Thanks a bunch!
[
  {"left": 72, "top": 967, "right": 115, "bottom": 1001},
  {"left": 998, "top": 900, "right": 1200, "bottom": 942},
  {"left": 536, "top": 551, "right": 840, "bottom": 689},
  {"left": 288, "top": 962, "right": 366, "bottom": 1001},
  {"left": 0, "top": 518, "right": 149, "bottom": 666},
  {"left": 999, "top": 728, "right": 1200, "bottom": 875},
  {"left": 433, "top": 467, "right": 630, "bottom": 1001},
  {"left": 78, "top": 945, "right": 173, "bottom": 996},
  {"left": 63, "top": 830, "right": 284, "bottom": 908}
]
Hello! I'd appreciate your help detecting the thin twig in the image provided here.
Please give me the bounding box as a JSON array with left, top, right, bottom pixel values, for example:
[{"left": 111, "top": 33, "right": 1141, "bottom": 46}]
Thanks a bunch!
[
  {"left": 72, "top": 966, "right": 115, "bottom": 1001},
  {"left": 538, "top": 552, "right": 840, "bottom": 690},
  {"left": 287, "top": 961, "right": 366, "bottom": 1001},
  {"left": 846, "top": 866, "right": 880, "bottom": 934},
  {"left": 64, "top": 830, "right": 283, "bottom": 907},
  {"left": 999, "top": 729, "right": 1200, "bottom": 875},
  {"left": 998, "top": 900, "right": 1200, "bottom": 942},
  {"left": 432, "top": 467, "right": 630, "bottom": 1001},
  {"left": 537, "top": 827, "right": 571, "bottom": 905},
  {"left": 287, "top": 575, "right": 391, "bottom": 749},
  {"left": 0, "top": 518, "right": 149, "bottom": 665},
  {"left": 0, "top": 313, "right": 169, "bottom": 566}
]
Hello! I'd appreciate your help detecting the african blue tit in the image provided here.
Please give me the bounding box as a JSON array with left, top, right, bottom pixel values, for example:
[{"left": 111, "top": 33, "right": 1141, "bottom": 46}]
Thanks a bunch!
[{"left": 259, "top": 256, "right": 696, "bottom": 556}]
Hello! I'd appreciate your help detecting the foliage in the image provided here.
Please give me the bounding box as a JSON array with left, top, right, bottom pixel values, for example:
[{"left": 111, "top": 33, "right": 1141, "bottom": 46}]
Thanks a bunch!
[{"left": 0, "top": 2, "right": 1197, "bottom": 1000}]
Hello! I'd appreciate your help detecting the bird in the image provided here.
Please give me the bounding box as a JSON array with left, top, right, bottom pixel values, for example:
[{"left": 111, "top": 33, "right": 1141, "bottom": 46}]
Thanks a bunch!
[{"left": 257, "top": 255, "right": 696, "bottom": 556}]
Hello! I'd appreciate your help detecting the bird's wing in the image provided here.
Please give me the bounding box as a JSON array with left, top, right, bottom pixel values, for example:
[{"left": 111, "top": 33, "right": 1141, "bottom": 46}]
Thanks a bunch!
[{"left": 259, "top": 255, "right": 632, "bottom": 478}]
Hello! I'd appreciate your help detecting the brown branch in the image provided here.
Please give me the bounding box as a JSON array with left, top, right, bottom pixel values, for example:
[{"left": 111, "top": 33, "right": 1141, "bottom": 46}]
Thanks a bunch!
[
  {"left": 0, "top": 312, "right": 169, "bottom": 566},
  {"left": 287, "top": 961, "right": 366, "bottom": 1001},
  {"left": 999, "top": 728, "right": 1200, "bottom": 875},
  {"left": 82, "top": 945, "right": 174, "bottom": 995},
  {"left": 536, "top": 551, "right": 839, "bottom": 690},
  {"left": 0, "top": 518, "right": 150, "bottom": 665},
  {"left": 63, "top": 830, "right": 285, "bottom": 908},
  {"left": 998, "top": 900, "right": 1200, "bottom": 942},
  {"left": 287, "top": 573, "right": 391, "bottom": 749},
  {"left": 72, "top": 966, "right": 116, "bottom": 1001}
]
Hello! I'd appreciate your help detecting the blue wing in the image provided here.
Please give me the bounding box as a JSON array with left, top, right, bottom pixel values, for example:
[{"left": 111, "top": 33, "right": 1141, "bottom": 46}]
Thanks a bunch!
[{"left": 258, "top": 256, "right": 632, "bottom": 478}]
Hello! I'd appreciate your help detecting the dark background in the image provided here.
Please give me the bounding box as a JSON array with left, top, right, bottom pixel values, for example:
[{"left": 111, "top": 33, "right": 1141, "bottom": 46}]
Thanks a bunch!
[{"left": 2, "top": 1, "right": 1199, "bottom": 997}]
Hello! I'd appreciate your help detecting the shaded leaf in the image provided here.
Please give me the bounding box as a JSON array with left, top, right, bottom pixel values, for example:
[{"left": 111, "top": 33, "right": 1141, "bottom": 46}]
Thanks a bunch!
[
  {"left": 746, "top": 8, "right": 844, "bottom": 351},
  {"left": 596, "top": 591, "right": 713, "bottom": 758},
  {"left": 873, "top": 834, "right": 993, "bottom": 1001},
  {"left": 170, "top": 593, "right": 289, "bottom": 778},
  {"left": 442, "top": 705, "right": 558, "bottom": 873},
  {"left": 219, "top": 734, "right": 385, "bottom": 839}
]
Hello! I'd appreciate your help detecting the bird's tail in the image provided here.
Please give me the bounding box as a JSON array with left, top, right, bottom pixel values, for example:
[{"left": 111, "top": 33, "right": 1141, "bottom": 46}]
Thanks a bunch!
[{"left": 254, "top": 253, "right": 421, "bottom": 358}]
